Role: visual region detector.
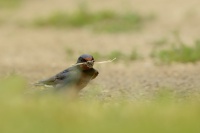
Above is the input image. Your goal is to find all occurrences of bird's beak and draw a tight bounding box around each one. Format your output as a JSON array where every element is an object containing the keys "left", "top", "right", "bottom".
[{"left": 86, "top": 60, "right": 94, "bottom": 68}]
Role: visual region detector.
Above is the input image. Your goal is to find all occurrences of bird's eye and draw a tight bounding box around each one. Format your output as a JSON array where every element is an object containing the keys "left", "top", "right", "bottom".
[{"left": 81, "top": 58, "right": 86, "bottom": 62}]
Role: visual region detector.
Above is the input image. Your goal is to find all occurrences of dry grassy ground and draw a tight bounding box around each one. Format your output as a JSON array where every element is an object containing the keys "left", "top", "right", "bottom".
[{"left": 1, "top": 0, "right": 200, "bottom": 100}]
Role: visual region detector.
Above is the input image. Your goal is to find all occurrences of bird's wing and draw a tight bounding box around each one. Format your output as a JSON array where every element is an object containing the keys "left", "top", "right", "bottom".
[{"left": 35, "top": 67, "right": 80, "bottom": 87}]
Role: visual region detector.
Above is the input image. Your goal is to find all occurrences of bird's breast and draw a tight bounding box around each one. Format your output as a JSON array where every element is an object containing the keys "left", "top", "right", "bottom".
[{"left": 76, "top": 71, "right": 94, "bottom": 89}]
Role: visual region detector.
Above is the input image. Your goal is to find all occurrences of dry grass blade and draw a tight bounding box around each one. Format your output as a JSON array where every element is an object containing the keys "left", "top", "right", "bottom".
[
  {"left": 95, "top": 58, "right": 117, "bottom": 64},
  {"left": 71, "top": 58, "right": 116, "bottom": 67}
]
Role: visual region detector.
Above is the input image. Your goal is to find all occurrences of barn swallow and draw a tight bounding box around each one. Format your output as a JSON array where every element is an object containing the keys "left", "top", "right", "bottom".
[{"left": 35, "top": 54, "right": 99, "bottom": 93}]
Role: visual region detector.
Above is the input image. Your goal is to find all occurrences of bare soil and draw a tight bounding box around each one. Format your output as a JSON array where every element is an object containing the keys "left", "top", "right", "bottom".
[{"left": 1, "top": 0, "right": 200, "bottom": 100}]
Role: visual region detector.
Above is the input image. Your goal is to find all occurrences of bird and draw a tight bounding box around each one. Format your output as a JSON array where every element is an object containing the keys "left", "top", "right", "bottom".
[{"left": 34, "top": 54, "right": 99, "bottom": 94}]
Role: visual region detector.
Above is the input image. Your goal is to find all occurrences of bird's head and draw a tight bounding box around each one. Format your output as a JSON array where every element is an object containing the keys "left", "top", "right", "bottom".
[{"left": 76, "top": 54, "right": 95, "bottom": 70}]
